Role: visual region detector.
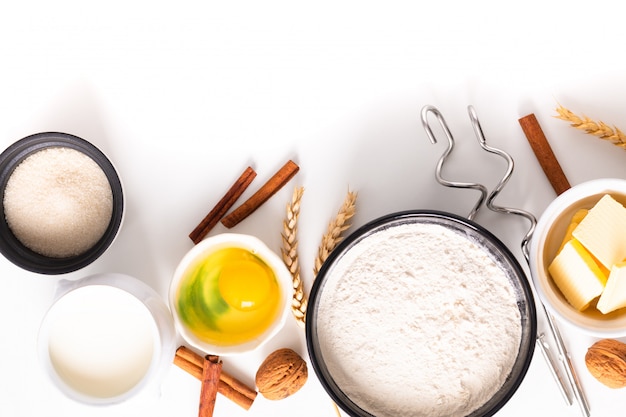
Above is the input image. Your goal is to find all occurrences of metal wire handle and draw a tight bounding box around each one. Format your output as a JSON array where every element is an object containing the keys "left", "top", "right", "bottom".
[
  {"left": 468, "top": 105, "right": 537, "bottom": 262},
  {"left": 421, "top": 105, "right": 487, "bottom": 221},
  {"left": 468, "top": 105, "right": 587, "bottom": 414},
  {"left": 422, "top": 104, "right": 579, "bottom": 411}
]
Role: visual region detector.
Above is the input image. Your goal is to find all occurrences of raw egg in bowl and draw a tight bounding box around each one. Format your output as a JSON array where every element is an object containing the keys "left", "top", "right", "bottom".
[{"left": 169, "top": 233, "right": 292, "bottom": 355}]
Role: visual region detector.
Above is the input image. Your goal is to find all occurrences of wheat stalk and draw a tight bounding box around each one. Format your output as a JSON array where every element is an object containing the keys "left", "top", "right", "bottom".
[
  {"left": 280, "top": 187, "right": 358, "bottom": 327},
  {"left": 280, "top": 186, "right": 307, "bottom": 327},
  {"left": 313, "top": 190, "right": 358, "bottom": 277},
  {"left": 555, "top": 105, "right": 626, "bottom": 149}
]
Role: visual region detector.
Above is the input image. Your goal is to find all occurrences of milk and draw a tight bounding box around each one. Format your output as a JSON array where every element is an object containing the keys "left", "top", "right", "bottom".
[{"left": 44, "top": 285, "right": 156, "bottom": 400}]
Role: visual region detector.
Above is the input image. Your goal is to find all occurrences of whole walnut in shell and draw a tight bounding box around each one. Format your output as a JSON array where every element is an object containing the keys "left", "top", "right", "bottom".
[
  {"left": 585, "top": 339, "right": 626, "bottom": 388},
  {"left": 255, "top": 348, "right": 308, "bottom": 400}
]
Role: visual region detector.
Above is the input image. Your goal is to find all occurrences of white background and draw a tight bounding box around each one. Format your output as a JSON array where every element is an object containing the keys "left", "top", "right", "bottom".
[{"left": 1, "top": 1, "right": 626, "bottom": 416}]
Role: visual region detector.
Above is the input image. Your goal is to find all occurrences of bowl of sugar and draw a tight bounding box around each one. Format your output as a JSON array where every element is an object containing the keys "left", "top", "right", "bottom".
[
  {"left": 0, "top": 132, "right": 124, "bottom": 274},
  {"left": 306, "top": 211, "right": 536, "bottom": 417},
  {"left": 170, "top": 233, "right": 292, "bottom": 356},
  {"left": 38, "top": 273, "right": 176, "bottom": 405}
]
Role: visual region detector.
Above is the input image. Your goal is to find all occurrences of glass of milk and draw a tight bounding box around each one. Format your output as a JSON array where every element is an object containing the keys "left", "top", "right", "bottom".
[{"left": 37, "top": 273, "right": 176, "bottom": 405}]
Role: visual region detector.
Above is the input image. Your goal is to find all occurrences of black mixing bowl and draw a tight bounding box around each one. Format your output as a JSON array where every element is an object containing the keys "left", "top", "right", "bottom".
[
  {"left": 306, "top": 210, "right": 537, "bottom": 417},
  {"left": 0, "top": 132, "right": 124, "bottom": 274}
]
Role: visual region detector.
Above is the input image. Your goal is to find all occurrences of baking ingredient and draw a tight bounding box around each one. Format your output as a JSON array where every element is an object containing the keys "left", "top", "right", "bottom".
[
  {"left": 585, "top": 339, "right": 626, "bottom": 388},
  {"left": 548, "top": 194, "right": 626, "bottom": 314},
  {"left": 4, "top": 146, "right": 113, "bottom": 257},
  {"left": 313, "top": 189, "right": 357, "bottom": 276},
  {"left": 46, "top": 285, "right": 155, "bottom": 399},
  {"left": 199, "top": 355, "right": 222, "bottom": 417},
  {"left": 280, "top": 186, "right": 357, "bottom": 327},
  {"left": 548, "top": 239, "right": 607, "bottom": 311},
  {"left": 597, "top": 262, "right": 626, "bottom": 314},
  {"left": 573, "top": 194, "right": 626, "bottom": 269},
  {"left": 557, "top": 209, "right": 588, "bottom": 252},
  {"left": 175, "top": 247, "right": 281, "bottom": 346},
  {"left": 519, "top": 113, "right": 571, "bottom": 195},
  {"left": 221, "top": 160, "right": 299, "bottom": 228},
  {"left": 189, "top": 166, "right": 256, "bottom": 244},
  {"left": 316, "top": 222, "right": 522, "bottom": 417},
  {"left": 173, "top": 346, "right": 257, "bottom": 410},
  {"left": 255, "top": 348, "right": 308, "bottom": 400},
  {"left": 281, "top": 186, "right": 307, "bottom": 326},
  {"left": 555, "top": 105, "right": 626, "bottom": 150}
]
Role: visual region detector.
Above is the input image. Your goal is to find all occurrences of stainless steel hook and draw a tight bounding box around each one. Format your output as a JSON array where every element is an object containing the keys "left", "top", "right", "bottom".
[
  {"left": 421, "top": 105, "right": 487, "bottom": 221},
  {"left": 468, "top": 105, "right": 586, "bottom": 413},
  {"left": 468, "top": 105, "right": 537, "bottom": 262},
  {"left": 421, "top": 104, "right": 583, "bottom": 413}
]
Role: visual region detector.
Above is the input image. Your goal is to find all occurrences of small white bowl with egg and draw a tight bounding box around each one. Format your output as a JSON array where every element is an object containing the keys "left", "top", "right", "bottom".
[
  {"left": 530, "top": 178, "right": 626, "bottom": 337},
  {"left": 169, "top": 233, "right": 292, "bottom": 356}
]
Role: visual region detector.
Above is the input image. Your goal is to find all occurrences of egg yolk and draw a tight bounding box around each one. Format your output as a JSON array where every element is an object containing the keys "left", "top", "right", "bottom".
[
  {"left": 176, "top": 246, "right": 282, "bottom": 346},
  {"left": 218, "top": 260, "right": 272, "bottom": 311}
]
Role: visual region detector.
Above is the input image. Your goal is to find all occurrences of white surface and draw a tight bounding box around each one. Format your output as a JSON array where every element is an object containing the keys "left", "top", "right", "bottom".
[{"left": 2, "top": 1, "right": 626, "bottom": 416}]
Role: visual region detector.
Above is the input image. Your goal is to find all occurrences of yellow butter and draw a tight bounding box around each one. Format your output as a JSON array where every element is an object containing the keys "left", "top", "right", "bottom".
[
  {"left": 597, "top": 261, "right": 626, "bottom": 314},
  {"left": 572, "top": 194, "right": 626, "bottom": 270},
  {"left": 548, "top": 239, "right": 607, "bottom": 311},
  {"left": 557, "top": 208, "right": 588, "bottom": 253}
]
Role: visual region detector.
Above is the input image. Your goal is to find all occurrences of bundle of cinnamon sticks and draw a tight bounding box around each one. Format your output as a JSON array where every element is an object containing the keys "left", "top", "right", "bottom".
[
  {"left": 174, "top": 346, "right": 257, "bottom": 412},
  {"left": 189, "top": 160, "right": 299, "bottom": 244}
]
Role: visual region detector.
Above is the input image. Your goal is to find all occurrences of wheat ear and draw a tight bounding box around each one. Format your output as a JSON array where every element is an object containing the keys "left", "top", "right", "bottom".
[
  {"left": 313, "top": 190, "right": 358, "bottom": 277},
  {"left": 555, "top": 105, "right": 626, "bottom": 149},
  {"left": 281, "top": 186, "right": 307, "bottom": 327}
]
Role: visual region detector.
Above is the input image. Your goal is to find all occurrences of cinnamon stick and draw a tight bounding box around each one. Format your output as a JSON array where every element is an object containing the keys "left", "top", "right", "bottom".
[
  {"left": 519, "top": 114, "right": 571, "bottom": 195},
  {"left": 199, "top": 355, "right": 221, "bottom": 417},
  {"left": 174, "top": 346, "right": 257, "bottom": 410},
  {"left": 174, "top": 353, "right": 203, "bottom": 378},
  {"left": 189, "top": 166, "right": 257, "bottom": 244},
  {"left": 177, "top": 347, "right": 256, "bottom": 401},
  {"left": 221, "top": 160, "right": 299, "bottom": 228}
]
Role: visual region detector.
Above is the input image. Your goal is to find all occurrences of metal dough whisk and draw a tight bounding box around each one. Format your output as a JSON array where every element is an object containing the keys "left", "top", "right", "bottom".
[{"left": 421, "top": 105, "right": 590, "bottom": 417}]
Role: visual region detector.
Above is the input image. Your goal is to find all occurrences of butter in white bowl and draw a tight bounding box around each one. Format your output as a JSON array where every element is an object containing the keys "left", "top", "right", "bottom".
[
  {"left": 548, "top": 194, "right": 626, "bottom": 314},
  {"left": 530, "top": 179, "right": 626, "bottom": 336}
]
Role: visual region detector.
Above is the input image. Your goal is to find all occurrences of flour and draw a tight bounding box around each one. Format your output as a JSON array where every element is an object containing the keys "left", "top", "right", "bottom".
[{"left": 316, "top": 221, "right": 522, "bottom": 417}]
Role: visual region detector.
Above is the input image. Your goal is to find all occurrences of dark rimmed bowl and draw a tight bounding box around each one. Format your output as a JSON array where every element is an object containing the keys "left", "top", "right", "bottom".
[
  {"left": 306, "top": 210, "right": 537, "bottom": 417},
  {"left": 0, "top": 132, "right": 124, "bottom": 275}
]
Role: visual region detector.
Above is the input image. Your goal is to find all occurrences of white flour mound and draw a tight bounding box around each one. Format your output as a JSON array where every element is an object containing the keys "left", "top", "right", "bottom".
[{"left": 316, "top": 222, "right": 522, "bottom": 417}]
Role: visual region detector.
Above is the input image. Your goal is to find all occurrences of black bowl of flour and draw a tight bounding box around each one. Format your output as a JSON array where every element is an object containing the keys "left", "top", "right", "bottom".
[
  {"left": 306, "top": 210, "right": 536, "bottom": 417},
  {"left": 0, "top": 132, "right": 124, "bottom": 274}
]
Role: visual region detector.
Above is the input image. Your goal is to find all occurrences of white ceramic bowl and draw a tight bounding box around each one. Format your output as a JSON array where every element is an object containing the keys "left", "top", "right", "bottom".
[
  {"left": 169, "top": 233, "right": 292, "bottom": 356},
  {"left": 530, "top": 178, "right": 626, "bottom": 337},
  {"left": 38, "top": 273, "right": 176, "bottom": 405}
]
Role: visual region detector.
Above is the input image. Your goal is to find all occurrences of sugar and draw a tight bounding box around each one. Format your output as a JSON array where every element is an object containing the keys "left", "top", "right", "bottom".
[
  {"left": 316, "top": 222, "right": 522, "bottom": 417},
  {"left": 3, "top": 147, "right": 113, "bottom": 258}
]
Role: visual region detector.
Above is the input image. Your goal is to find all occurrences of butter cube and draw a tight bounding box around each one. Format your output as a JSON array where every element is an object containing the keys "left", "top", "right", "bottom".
[
  {"left": 572, "top": 194, "right": 626, "bottom": 270},
  {"left": 557, "top": 209, "right": 588, "bottom": 253},
  {"left": 548, "top": 239, "right": 607, "bottom": 311},
  {"left": 597, "top": 262, "right": 626, "bottom": 314}
]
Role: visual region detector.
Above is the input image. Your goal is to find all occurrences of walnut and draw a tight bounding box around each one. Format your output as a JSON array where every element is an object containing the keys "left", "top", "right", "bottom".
[
  {"left": 255, "top": 348, "right": 308, "bottom": 400},
  {"left": 585, "top": 339, "right": 626, "bottom": 388}
]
